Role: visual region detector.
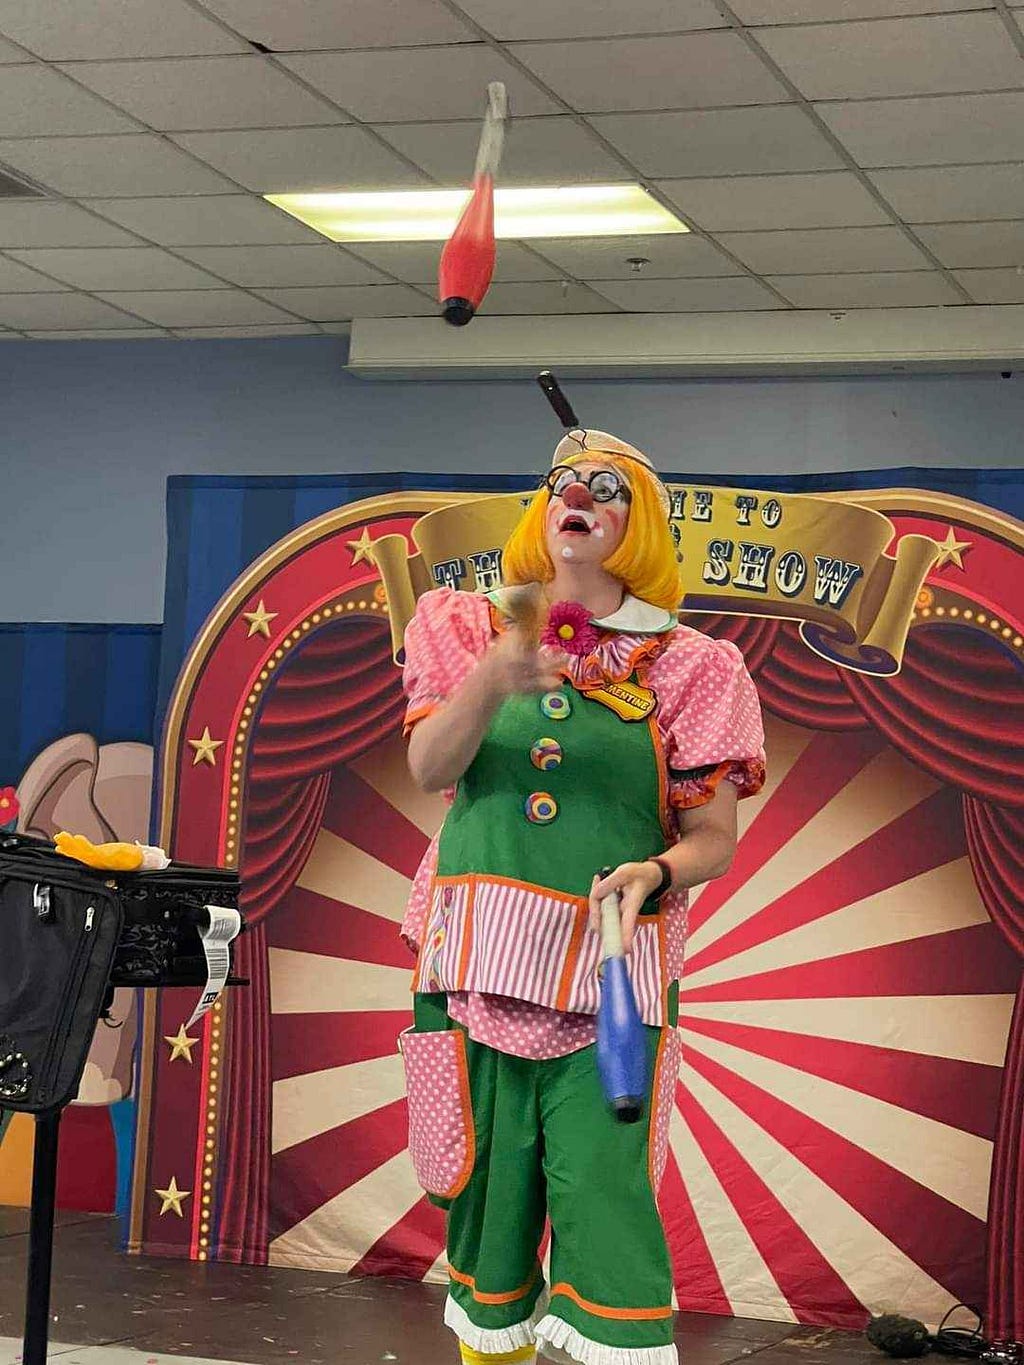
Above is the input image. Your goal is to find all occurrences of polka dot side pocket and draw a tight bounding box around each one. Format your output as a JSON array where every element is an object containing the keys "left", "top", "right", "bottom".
[
  {"left": 399, "top": 1027, "right": 476, "bottom": 1200},
  {"left": 649, "top": 1026, "right": 681, "bottom": 1196}
]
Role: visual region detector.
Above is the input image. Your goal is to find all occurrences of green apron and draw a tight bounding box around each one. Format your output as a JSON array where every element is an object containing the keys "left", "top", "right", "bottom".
[{"left": 437, "top": 678, "right": 667, "bottom": 907}]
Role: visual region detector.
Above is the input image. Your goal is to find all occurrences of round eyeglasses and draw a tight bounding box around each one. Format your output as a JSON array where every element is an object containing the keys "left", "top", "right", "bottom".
[{"left": 544, "top": 465, "right": 632, "bottom": 504}]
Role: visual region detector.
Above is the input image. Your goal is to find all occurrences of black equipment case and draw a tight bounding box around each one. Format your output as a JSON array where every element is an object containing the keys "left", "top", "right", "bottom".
[
  {"left": 0, "top": 830, "right": 243, "bottom": 1363},
  {"left": 0, "top": 831, "right": 241, "bottom": 1114}
]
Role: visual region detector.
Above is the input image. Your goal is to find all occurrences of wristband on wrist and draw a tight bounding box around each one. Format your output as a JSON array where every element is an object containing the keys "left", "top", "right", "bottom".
[{"left": 648, "top": 856, "right": 673, "bottom": 900}]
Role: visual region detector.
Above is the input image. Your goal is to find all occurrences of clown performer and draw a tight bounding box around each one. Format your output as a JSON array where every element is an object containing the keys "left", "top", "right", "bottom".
[{"left": 398, "top": 428, "right": 766, "bottom": 1365}]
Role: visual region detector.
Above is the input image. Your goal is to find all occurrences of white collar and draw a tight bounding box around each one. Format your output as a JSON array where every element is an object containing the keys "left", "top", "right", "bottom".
[
  {"left": 488, "top": 588, "right": 676, "bottom": 636},
  {"left": 592, "top": 594, "right": 676, "bottom": 634}
]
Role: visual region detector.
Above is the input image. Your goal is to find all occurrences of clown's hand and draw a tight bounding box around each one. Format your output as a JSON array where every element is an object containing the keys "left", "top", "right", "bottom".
[
  {"left": 588, "top": 862, "right": 663, "bottom": 954},
  {"left": 54, "top": 832, "right": 145, "bottom": 872}
]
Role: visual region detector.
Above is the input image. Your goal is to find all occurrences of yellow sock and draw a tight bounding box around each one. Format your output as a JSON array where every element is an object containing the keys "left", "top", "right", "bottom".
[{"left": 459, "top": 1345, "right": 536, "bottom": 1365}]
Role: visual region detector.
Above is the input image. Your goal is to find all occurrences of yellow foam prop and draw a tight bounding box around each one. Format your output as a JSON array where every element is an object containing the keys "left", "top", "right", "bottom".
[{"left": 54, "top": 832, "right": 144, "bottom": 872}]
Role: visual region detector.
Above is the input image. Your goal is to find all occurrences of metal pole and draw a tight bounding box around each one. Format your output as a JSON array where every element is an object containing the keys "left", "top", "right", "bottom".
[{"left": 23, "top": 1108, "right": 62, "bottom": 1365}]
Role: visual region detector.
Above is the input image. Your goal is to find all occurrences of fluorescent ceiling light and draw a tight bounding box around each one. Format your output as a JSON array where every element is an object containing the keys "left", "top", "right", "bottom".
[{"left": 264, "top": 184, "right": 688, "bottom": 243}]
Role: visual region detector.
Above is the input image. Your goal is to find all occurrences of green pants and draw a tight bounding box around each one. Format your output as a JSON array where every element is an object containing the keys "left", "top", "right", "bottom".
[{"left": 413, "top": 995, "right": 678, "bottom": 1364}]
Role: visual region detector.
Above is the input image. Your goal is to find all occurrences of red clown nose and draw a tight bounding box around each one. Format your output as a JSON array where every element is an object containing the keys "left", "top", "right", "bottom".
[{"left": 438, "top": 83, "right": 507, "bottom": 327}]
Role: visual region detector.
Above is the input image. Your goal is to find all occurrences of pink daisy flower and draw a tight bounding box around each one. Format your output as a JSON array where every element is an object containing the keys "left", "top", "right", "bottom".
[{"left": 542, "top": 601, "right": 601, "bottom": 657}]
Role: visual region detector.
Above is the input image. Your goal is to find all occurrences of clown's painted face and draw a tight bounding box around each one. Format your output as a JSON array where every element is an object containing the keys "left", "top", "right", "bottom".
[{"left": 544, "top": 460, "right": 631, "bottom": 568}]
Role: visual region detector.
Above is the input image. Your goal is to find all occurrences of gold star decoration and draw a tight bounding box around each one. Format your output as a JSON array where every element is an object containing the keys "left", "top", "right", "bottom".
[
  {"left": 242, "top": 598, "right": 278, "bottom": 639},
  {"left": 164, "top": 1024, "right": 199, "bottom": 1064},
  {"left": 934, "top": 527, "right": 973, "bottom": 571},
  {"left": 347, "top": 527, "right": 376, "bottom": 567},
  {"left": 154, "top": 1175, "right": 191, "bottom": 1218},
  {"left": 188, "top": 726, "right": 223, "bottom": 767}
]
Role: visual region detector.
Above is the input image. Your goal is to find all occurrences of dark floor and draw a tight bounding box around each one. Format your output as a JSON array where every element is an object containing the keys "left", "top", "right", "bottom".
[{"left": 0, "top": 1208, "right": 878, "bottom": 1365}]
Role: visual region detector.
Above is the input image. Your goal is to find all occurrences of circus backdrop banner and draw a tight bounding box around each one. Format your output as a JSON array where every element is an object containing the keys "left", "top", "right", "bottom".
[{"left": 121, "top": 465, "right": 1022, "bottom": 1338}]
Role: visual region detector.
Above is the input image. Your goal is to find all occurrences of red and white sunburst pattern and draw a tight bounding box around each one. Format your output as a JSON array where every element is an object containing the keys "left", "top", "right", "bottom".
[{"left": 263, "top": 715, "right": 1018, "bottom": 1327}]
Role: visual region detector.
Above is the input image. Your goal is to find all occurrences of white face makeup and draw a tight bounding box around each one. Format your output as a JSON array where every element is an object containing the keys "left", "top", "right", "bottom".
[{"left": 544, "top": 460, "right": 631, "bottom": 569}]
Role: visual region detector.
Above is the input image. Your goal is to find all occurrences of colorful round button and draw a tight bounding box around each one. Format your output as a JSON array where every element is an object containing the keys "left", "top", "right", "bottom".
[
  {"left": 525, "top": 792, "right": 558, "bottom": 824},
  {"left": 540, "top": 690, "right": 571, "bottom": 721},
  {"left": 530, "top": 737, "right": 563, "bottom": 771}
]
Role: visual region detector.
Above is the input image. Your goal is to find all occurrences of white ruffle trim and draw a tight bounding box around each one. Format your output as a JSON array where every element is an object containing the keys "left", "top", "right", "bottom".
[
  {"left": 535, "top": 1315, "right": 679, "bottom": 1365},
  {"left": 445, "top": 1294, "right": 538, "bottom": 1354}
]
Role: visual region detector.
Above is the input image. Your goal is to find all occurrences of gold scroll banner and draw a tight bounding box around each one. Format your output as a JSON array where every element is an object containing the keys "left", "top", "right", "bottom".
[{"left": 374, "top": 487, "right": 940, "bottom": 676}]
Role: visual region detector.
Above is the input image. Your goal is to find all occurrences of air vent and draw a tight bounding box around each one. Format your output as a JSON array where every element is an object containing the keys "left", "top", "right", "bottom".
[{"left": 0, "top": 165, "right": 46, "bottom": 199}]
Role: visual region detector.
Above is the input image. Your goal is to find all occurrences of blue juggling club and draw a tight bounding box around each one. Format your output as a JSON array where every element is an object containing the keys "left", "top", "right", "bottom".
[{"left": 595, "top": 868, "right": 648, "bottom": 1124}]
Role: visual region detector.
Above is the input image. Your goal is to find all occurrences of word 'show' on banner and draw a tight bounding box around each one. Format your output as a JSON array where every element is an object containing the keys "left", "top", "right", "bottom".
[{"left": 373, "top": 486, "right": 940, "bottom": 677}]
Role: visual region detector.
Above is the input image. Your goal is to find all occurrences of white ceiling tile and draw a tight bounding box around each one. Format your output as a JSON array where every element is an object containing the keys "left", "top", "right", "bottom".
[
  {"left": 715, "top": 226, "right": 932, "bottom": 273},
  {"left": 730, "top": 0, "right": 992, "bottom": 21},
  {"left": 0, "top": 66, "right": 138, "bottom": 136},
  {"left": 0, "top": 0, "right": 247, "bottom": 58},
  {"left": 4, "top": 247, "right": 223, "bottom": 291},
  {"left": 347, "top": 240, "right": 558, "bottom": 283},
  {"left": 379, "top": 118, "right": 625, "bottom": 184},
  {"left": 453, "top": 0, "right": 727, "bottom": 40},
  {"left": 868, "top": 166, "right": 1024, "bottom": 222},
  {"left": 24, "top": 328, "right": 169, "bottom": 338},
  {"left": 58, "top": 56, "right": 346, "bottom": 131},
  {"left": 657, "top": 172, "right": 891, "bottom": 230},
  {"left": 93, "top": 289, "right": 299, "bottom": 327},
  {"left": 0, "top": 292, "right": 143, "bottom": 329},
  {"left": 279, "top": 46, "right": 558, "bottom": 122},
  {"left": 0, "top": 35, "right": 30, "bottom": 61},
  {"left": 170, "top": 127, "right": 426, "bottom": 192},
  {"left": 758, "top": 14, "right": 1024, "bottom": 101},
  {"left": 0, "top": 136, "right": 235, "bottom": 196},
  {"left": 953, "top": 268, "right": 1024, "bottom": 304},
  {"left": 479, "top": 281, "right": 619, "bottom": 314},
  {"left": 512, "top": 33, "right": 788, "bottom": 112},
  {"left": 591, "top": 107, "right": 841, "bottom": 178},
  {"left": 174, "top": 323, "right": 323, "bottom": 337},
  {"left": 530, "top": 233, "right": 741, "bottom": 279},
  {"left": 817, "top": 93, "right": 1024, "bottom": 168},
  {"left": 912, "top": 222, "right": 1024, "bottom": 269},
  {"left": 594, "top": 275, "right": 782, "bottom": 310},
  {"left": 176, "top": 244, "right": 388, "bottom": 287},
  {"left": 0, "top": 256, "right": 69, "bottom": 292},
  {"left": 0, "top": 201, "right": 140, "bottom": 247},
  {"left": 85, "top": 195, "right": 326, "bottom": 245},
  {"left": 253, "top": 283, "right": 435, "bottom": 319},
  {"left": 768, "top": 271, "right": 960, "bottom": 307},
  {"left": 198, "top": 0, "right": 473, "bottom": 50}
]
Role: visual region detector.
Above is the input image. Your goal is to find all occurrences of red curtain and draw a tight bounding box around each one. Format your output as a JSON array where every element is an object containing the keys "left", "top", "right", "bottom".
[
  {"left": 964, "top": 799, "right": 1024, "bottom": 1336},
  {"left": 215, "top": 617, "right": 404, "bottom": 1262}
]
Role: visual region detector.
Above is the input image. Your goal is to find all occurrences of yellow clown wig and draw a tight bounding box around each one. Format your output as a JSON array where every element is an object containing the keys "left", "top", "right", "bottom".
[{"left": 501, "top": 450, "right": 683, "bottom": 613}]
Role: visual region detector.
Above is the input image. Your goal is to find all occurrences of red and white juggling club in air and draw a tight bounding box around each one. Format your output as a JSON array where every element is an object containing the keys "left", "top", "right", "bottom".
[{"left": 438, "top": 82, "right": 507, "bottom": 326}]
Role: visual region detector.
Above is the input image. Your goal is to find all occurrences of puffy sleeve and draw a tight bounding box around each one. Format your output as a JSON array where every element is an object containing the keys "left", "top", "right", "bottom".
[
  {"left": 401, "top": 588, "right": 494, "bottom": 735},
  {"left": 651, "top": 632, "right": 766, "bottom": 812}
]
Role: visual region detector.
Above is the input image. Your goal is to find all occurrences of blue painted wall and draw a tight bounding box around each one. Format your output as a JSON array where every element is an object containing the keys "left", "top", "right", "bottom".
[{"left": 1, "top": 335, "right": 1021, "bottom": 622}]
